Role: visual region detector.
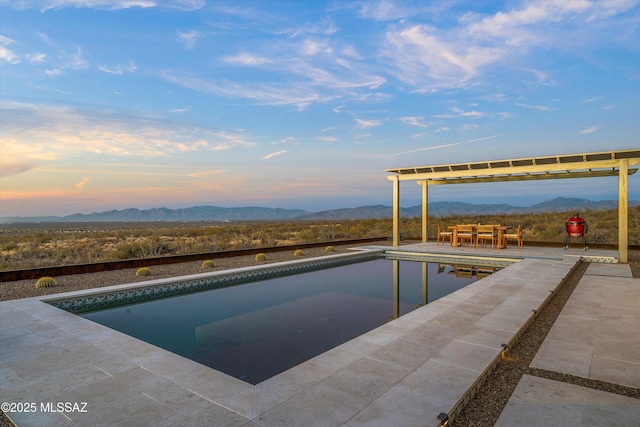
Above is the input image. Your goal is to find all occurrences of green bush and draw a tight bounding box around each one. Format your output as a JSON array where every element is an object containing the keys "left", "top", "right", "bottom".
[
  {"left": 201, "top": 260, "right": 215, "bottom": 269},
  {"left": 255, "top": 253, "right": 266, "bottom": 261},
  {"left": 325, "top": 246, "right": 335, "bottom": 253},
  {"left": 294, "top": 249, "right": 304, "bottom": 257},
  {"left": 135, "top": 267, "right": 151, "bottom": 277},
  {"left": 35, "top": 277, "right": 56, "bottom": 288}
]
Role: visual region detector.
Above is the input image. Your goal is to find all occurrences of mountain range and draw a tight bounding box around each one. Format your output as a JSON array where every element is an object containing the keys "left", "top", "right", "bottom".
[{"left": 1, "top": 197, "right": 637, "bottom": 223}]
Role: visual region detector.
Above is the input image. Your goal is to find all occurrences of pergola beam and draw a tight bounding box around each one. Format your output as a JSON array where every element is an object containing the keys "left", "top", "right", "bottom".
[{"left": 420, "top": 169, "right": 636, "bottom": 185}]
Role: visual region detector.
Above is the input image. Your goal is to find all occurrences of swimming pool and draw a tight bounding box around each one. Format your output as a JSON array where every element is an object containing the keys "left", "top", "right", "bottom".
[{"left": 50, "top": 252, "right": 511, "bottom": 384}]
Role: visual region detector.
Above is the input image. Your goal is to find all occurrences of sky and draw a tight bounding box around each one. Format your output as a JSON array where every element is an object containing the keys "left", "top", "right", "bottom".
[{"left": 1, "top": 0, "right": 639, "bottom": 217}]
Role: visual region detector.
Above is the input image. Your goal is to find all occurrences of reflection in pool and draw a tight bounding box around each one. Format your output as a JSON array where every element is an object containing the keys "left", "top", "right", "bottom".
[{"left": 80, "top": 258, "right": 500, "bottom": 384}]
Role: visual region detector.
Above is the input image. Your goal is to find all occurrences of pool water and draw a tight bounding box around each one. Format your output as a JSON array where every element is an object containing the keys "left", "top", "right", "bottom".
[{"left": 81, "top": 258, "right": 487, "bottom": 384}]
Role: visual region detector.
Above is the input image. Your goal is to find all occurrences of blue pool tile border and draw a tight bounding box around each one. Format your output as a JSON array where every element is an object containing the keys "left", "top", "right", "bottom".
[{"left": 48, "top": 251, "right": 381, "bottom": 314}]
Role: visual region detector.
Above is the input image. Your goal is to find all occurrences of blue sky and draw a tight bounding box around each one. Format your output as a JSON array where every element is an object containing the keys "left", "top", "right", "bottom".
[{"left": 1, "top": 0, "right": 639, "bottom": 217}]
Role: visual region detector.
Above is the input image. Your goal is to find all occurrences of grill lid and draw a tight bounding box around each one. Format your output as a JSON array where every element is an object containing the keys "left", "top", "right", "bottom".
[{"left": 566, "top": 212, "right": 586, "bottom": 224}]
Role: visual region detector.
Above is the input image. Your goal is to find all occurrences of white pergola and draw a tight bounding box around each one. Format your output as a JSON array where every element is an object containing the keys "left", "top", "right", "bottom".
[{"left": 386, "top": 149, "right": 640, "bottom": 262}]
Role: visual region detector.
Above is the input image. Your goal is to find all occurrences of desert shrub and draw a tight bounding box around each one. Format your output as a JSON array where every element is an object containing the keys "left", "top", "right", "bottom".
[
  {"left": 294, "top": 249, "right": 304, "bottom": 257},
  {"left": 252, "top": 227, "right": 277, "bottom": 246},
  {"left": 109, "top": 242, "right": 142, "bottom": 260},
  {"left": 2, "top": 207, "right": 637, "bottom": 270},
  {"left": 135, "top": 267, "right": 151, "bottom": 277},
  {"left": 255, "top": 253, "right": 266, "bottom": 261},
  {"left": 201, "top": 260, "right": 215, "bottom": 269},
  {"left": 35, "top": 277, "right": 56, "bottom": 288},
  {"left": 297, "top": 229, "right": 317, "bottom": 243},
  {"left": 136, "top": 237, "right": 173, "bottom": 257}
]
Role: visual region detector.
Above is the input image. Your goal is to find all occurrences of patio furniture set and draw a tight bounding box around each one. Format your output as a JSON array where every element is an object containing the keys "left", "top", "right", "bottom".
[{"left": 437, "top": 223, "right": 523, "bottom": 249}]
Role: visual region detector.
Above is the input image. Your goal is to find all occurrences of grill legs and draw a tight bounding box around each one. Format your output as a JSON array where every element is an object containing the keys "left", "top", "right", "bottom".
[{"left": 564, "top": 235, "right": 589, "bottom": 250}]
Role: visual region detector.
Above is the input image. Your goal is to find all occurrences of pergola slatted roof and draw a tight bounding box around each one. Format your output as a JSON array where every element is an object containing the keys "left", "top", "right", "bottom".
[
  {"left": 385, "top": 148, "right": 640, "bottom": 262},
  {"left": 386, "top": 149, "right": 640, "bottom": 184}
]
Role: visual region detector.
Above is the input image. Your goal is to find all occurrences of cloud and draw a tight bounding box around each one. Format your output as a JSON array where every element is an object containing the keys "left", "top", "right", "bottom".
[
  {"left": 41, "top": 45, "right": 89, "bottom": 74},
  {"left": 358, "top": 0, "right": 413, "bottom": 21},
  {"left": 0, "top": 101, "right": 256, "bottom": 168},
  {"left": 433, "top": 107, "right": 488, "bottom": 119},
  {"left": 9, "top": 1, "right": 205, "bottom": 12},
  {"left": 0, "top": 162, "right": 36, "bottom": 177},
  {"left": 167, "top": 0, "right": 206, "bottom": 11},
  {"left": 382, "top": 0, "right": 640, "bottom": 92},
  {"left": 26, "top": 53, "right": 47, "bottom": 64},
  {"left": 384, "top": 24, "right": 503, "bottom": 89},
  {"left": 208, "top": 131, "right": 255, "bottom": 150},
  {"left": 185, "top": 169, "right": 226, "bottom": 178},
  {"left": 0, "top": 35, "right": 20, "bottom": 64},
  {"left": 355, "top": 118, "right": 381, "bottom": 128},
  {"left": 66, "top": 46, "right": 88, "bottom": 68},
  {"left": 301, "top": 39, "right": 333, "bottom": 56},
  {"left": 161, "top": 28, "right": 386, "bottom": 109},
  {"left": 290, "top": 59, "right": 386, "bottom": 90},
  {"left": 516, "top": 103, "right": 553, "bottom": 111},
  {"left": 317, "top": 136, "right": 338, "bottom": 143},
  {"left": 341, "top": 45, "right": 361, "bottom": 59},
  {"left": 161, "top": 71, "right": 329, "bottom": 109},
  {"left": 262, "top": 150, "right": 287, "bottom": 160},
  {"left": 400, "top": 116, "right": 429, "bottom": 128},
  {"left": 460, "top": 1, "right": 628, "bottom": 47},
  {"left": 522, "top": 68, "right": 550, "bottom": 84},
  {"left": 177, "top": 30, "right": 201, "bottom": 49},
  {"left": 579, "top": 126, "right": 598, "bottom": 134},
  {"left": 98, "top": 60, "right": 137, "bottom": 74},
  {"left": 75, "top": 176, "right": 90, "bottom": 189},
  {"left": 223, "top": 52, "right": 271, "bottom": 66}
]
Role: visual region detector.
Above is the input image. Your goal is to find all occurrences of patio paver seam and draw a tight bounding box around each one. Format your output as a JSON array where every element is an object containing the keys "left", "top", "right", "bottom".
[{"left": 527, "top": 367, "right": 640, "bottom": 399}]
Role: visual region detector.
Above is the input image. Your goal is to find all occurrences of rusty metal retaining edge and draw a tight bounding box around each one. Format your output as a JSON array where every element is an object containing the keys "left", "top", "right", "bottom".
[
  {"left": 2, "top": 239, "right": 635, "bottom": 283},
  {"left": 0, "top": 237, "right": 387, "bottom": 282}
]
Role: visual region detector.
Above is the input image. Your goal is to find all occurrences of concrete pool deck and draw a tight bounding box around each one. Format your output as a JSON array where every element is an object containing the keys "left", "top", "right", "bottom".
[{"left": 1, "top": 243, "right": 638, "bottom": 426}]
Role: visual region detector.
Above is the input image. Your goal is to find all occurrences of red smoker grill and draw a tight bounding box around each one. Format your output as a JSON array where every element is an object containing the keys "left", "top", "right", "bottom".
[{"left": 564, "top": 212, "right": 589, "bottom": 250}]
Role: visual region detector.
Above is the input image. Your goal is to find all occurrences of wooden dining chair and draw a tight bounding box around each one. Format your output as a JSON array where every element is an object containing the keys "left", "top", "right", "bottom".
[
  {"left": 437, "top": 224, "right": 453, "bottom": 245},
  {"left": 503, "top": 225, "right": 523, "bottom": 249},
  {"left": 476, "top": 224, "right": 496, "bottom": 249},
  {"left": 456, "top": 224, "right": 473, "bottom": 246}
]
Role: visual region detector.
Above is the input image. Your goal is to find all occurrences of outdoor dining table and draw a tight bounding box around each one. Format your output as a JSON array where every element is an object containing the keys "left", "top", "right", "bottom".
[{"left": 448, "top": 224, "right": 510, "bottom": 249}]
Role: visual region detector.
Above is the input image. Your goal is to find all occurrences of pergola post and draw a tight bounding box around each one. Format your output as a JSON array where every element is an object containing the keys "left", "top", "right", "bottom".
[
  {"left": 420, "top": 181, "right": 428, "bottom": 243},
  {"left": 391, "top": 175, "right": 400, "bottom": 246},
  {"left": 619, "top": 159, "right": 629, "bottom": 263}
]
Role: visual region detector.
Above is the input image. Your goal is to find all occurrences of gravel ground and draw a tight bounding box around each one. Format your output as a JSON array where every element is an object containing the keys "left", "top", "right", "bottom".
[{"left": 1, "top": 247, "right": 638, "bottom": 427}]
